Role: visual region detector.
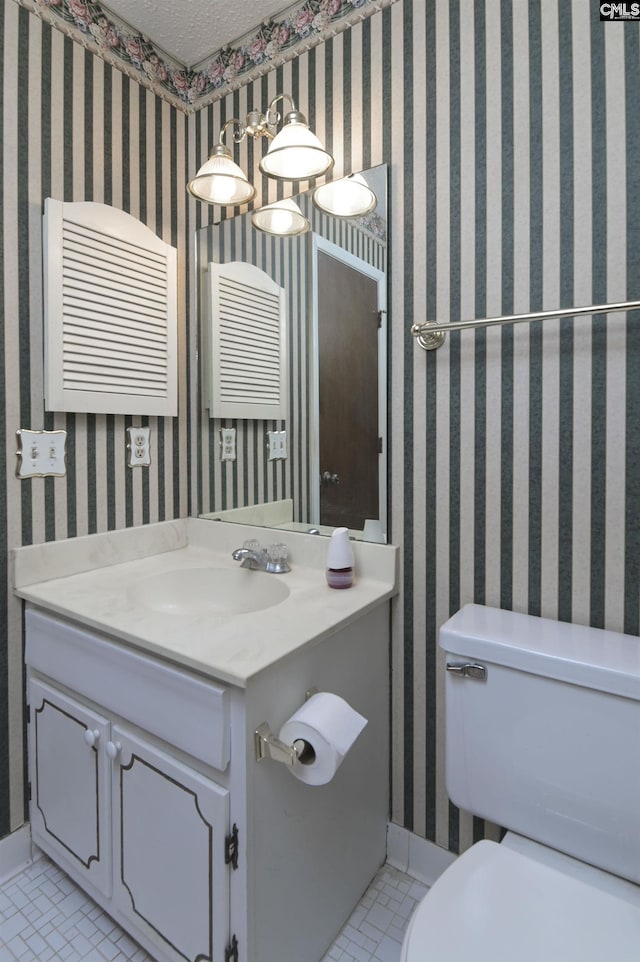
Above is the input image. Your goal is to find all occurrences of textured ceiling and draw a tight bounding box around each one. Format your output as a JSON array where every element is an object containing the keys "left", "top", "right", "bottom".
[{"left": 101, "top": 0, "right": 288, "bottom": 67}]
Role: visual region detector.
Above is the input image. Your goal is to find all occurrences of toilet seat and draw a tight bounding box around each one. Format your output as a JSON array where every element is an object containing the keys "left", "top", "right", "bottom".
[{"left": 400, "top": 840, "right": 640, "bottom": 962}]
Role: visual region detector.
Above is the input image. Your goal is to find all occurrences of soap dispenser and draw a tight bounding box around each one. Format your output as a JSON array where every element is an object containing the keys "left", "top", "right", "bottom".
[{"left": 326, "top": 527, "right": 354, "bottom": 589}]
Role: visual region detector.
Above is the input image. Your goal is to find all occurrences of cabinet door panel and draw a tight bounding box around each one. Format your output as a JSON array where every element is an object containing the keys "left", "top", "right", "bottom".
[
  {"left": 29, "top": 678, "right": 111, "bottom": 895},
  {"left": 112, "top": 727, "right": 229, "bottom": 962}
]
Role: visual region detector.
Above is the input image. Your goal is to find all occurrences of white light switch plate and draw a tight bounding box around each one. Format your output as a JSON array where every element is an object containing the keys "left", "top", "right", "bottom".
[
  {"left": 127, "top": 426, "right": 151, "bottom": 467},
  {"left": 16, "top": 429, "right": 67, "bottom": 478},
  {"left": 220, "top": 427, "right": 236, "bottom": 461},
  {"left": 267, "top": 429, "right": 287, "bottom": 461}
]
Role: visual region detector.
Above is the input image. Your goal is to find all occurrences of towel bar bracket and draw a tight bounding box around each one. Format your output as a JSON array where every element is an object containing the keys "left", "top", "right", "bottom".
[{"left": 411, "top": 326, "right": 447, "bottom": 351}]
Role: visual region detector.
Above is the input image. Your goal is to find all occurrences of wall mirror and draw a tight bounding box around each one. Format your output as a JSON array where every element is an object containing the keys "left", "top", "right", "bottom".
[{"left": 195, "top": 164, "right": 388, "bottom": 543}]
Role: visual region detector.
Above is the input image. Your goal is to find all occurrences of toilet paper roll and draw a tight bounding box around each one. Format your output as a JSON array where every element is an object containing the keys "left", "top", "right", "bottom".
[{"left": 279, "top": 692, "right": 367, "bottom": 786}]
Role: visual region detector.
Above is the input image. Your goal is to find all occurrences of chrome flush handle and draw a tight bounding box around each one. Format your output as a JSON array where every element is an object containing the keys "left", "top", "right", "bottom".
[{"left": 445, "top": 662, "right": 487, "bottom": 681}]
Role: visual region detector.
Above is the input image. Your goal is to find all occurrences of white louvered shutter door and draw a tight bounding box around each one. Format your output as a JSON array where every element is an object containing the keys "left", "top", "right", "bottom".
[
  {"left": 43, "top": 199, "right": 178, "bottom": 416},
  {"left": 207, "top": 261, "right": 287, "bottom": 420}
]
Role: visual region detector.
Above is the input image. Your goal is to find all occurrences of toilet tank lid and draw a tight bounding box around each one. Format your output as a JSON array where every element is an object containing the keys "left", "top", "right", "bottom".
[{"left": 440, "top": 605, "right": 640, "bottom": 700}]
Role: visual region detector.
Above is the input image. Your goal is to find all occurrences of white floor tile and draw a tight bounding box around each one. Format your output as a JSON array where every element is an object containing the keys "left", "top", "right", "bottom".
[{"left": 0, "top": 854, "right": 426, "bottom": 962}]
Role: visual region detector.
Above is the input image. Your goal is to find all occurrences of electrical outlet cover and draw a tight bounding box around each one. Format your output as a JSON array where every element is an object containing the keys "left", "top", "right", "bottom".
[
  {"left": 16, "top": 429, "right": 67, "bottom": 478},
  {"left": 220, "top": 427, "right": 236, "bottom": 461},
  {"left": 126, "top": 426, "right": 151, "bottom": 467}
]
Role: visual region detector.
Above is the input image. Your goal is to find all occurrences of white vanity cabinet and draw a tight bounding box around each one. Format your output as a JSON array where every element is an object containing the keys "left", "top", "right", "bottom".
[
  {"left": 26, "top": 608, "right": 234, "bottom": 962},
  {"left": 22, "top": 563, "right": 391, "bottom": 962}
]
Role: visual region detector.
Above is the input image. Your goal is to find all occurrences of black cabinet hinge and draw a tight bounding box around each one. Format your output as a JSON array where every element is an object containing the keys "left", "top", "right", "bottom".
[
  {"left": 225, "top": 823, "right": 239, "bottom": 870},
  {"left": 225, "top": 934, "right": 239, "bottom": 962}
]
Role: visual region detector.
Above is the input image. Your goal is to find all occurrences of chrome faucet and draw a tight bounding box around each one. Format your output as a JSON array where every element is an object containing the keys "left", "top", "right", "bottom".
[
  {"left": 232, "top": 541, "right": 290, "bottom": 574},
  {"left": 232, "top": 546, "right": 267, "bottom": 570}
]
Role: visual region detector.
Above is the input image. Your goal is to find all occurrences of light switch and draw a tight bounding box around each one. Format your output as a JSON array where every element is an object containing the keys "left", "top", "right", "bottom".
[
  {"left": 127, "top": 426, "right": 151, "bottom": 467},
  {"left": 16, "top": 429, "right": 67, "bottom": 478},
  {"left": 220, "top": 427, "right": 236, "bottom": 461},
  {"left": 267, "top": 429, "right": 287, "bottom": 461}
]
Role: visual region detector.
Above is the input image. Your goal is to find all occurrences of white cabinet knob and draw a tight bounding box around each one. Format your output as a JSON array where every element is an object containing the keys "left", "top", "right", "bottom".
[
  {"left": 84, "top": 728, "right": 100, "bottom": 748},
  {"left": 106, "top": 740, "right": 122, "bottom": 760}
]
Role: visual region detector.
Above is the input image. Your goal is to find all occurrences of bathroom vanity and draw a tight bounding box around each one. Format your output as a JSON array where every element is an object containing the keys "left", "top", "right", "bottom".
[{"left": 13, "top": 519, "right": 397, "bottom": 962}]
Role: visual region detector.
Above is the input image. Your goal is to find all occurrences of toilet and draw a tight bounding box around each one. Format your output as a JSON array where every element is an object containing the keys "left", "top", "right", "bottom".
[{"left": 400, "top": 604, "right": 640, "bottom": 962}]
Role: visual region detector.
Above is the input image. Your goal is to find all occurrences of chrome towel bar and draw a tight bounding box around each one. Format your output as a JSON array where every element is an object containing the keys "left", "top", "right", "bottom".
[{"left": 411, "top": 299, "right": 640, "bottom": 350}]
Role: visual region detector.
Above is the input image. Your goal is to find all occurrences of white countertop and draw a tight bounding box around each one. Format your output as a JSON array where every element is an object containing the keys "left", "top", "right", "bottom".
[{"left": 13, "top": 518, "right": 398, "bottom": 687}]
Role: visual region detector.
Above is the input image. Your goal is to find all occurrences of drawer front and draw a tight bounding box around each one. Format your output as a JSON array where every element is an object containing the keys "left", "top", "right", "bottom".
[{"left": 26, "top": 607, "right": 230, "bottom": 771}]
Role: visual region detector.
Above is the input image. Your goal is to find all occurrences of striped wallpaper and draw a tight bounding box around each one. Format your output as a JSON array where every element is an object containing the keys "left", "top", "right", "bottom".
[
  {"left": 395, "top": 0, "right": 640, "bottom": 852},
  {"left": 194, "top": 186, "right": 386, "bottom": 525},
  {"left": 0, "top": 0, "right": 191, "bottom": 836},
  {"left": 1, "top": 0, "right": 639, "bottom": 867}
]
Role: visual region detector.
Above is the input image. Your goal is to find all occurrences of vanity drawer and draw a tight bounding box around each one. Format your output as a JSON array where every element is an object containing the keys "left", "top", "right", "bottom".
[{"left": 25, "top": 607, "right": 230, "bottom": 772}]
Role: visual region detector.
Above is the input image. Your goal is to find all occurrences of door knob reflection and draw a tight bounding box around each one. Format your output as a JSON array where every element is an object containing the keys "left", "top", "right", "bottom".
[{"left": 321, "top": 471, "right": 340, "bottom": 485}]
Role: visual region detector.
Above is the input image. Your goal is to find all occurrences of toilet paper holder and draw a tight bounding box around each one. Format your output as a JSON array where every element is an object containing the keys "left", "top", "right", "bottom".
[{"left": 255, "top": 688, "right": 317, "bottom": 766}]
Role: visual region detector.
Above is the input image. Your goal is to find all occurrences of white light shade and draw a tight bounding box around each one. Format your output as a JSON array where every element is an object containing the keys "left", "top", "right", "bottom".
[
  {"left": 251, "top": 198, "right": 310, "bottom": 236},
  {"left": 259, "top": 119, "right": 334, "bottom": 181},
  {"left": 187, "top": 149, "right": 256, "bottom": 206},
  {"left": 313, "top": 174, "right": 377, "bottom": 218}
]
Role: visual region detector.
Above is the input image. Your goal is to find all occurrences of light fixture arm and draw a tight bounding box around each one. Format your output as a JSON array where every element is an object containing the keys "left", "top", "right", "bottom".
[
  {"left": 218, "top": 118, "right": 247, "bottom": 148},
  {"left": 266, "top": 92, "right": 297, "bottom": 123},
  {"left": 243, "top": 95, "right": 301, "bottom": 142},
  {"left": 266, "top": 92, "right": 309, "bottom": 131},
  {"left": 204, "top": 119, "right": 249, "bottom": 163},
  {"left": 209, "top": 93, "right": 311, "bottom": 152}
]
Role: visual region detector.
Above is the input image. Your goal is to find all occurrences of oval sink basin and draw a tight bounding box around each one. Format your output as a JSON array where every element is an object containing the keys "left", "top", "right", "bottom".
[{"left": 134, "top": 567, "right": 290, "bottom": 615}]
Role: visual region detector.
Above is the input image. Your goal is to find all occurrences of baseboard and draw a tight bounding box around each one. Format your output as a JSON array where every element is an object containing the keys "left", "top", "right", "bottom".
[
  {"left": 0, "top": 824, "right": 40, "bottom": 886},
  {"left": 3, "top": 821, "right": 450, "bottom": 894},
  {"left": 386, "top": 823, "right": 456, "bottom": 887}
]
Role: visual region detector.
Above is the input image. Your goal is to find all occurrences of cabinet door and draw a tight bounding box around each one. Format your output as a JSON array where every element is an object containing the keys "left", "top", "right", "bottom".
[
  {"left": 111, "top": 726, "right": 230, "bottom": 962},
  {"left": 28, "top": 678, "right": 112, "bottom": 895}
]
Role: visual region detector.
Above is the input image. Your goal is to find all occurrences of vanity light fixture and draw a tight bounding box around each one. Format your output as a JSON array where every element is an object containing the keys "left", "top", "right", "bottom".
[
  {"left": 251, "top": 198, "right": 310, "bottom": 237},
  {"left": 312, "top": 173, "right": 377, "bottom": 219},
  {"left": 187, "top": 121, "right": 256, "bottom": 205},
  {"left": 187, "top": 93, "right": 333, "bottom": 207}
]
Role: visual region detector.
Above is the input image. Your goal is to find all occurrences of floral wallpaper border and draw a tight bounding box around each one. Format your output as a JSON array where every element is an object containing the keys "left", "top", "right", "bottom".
[{"left": 17, "top": 0, "right": 397, "bottom": 112}]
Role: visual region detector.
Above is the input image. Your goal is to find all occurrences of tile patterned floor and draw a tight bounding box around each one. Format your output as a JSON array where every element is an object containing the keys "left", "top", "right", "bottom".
[
  {"left": 0, "top": 855, "right": 153, "bottom": 962},
  {"left": 0, "top": 852, "right": 426, "bottom": 962},
  {"left": 320, "top": 864, "right": 428, "bottom": 962}
]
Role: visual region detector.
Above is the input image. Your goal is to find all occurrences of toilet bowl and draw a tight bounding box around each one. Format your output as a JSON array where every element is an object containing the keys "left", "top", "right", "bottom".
[
  {"left": 400, "top": 835, "right": 640, "bottom": 962},
  {"left": 400, "top": 605, "right": 640, "bottom": 962}
]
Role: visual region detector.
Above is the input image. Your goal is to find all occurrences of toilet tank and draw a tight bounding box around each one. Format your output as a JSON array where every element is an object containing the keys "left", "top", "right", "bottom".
[{"left": 441, "top": 605, "right": 640, "bottom": 884}]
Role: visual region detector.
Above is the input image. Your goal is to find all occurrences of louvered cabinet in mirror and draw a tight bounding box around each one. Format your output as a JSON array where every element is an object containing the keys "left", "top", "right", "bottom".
[
  {"left": 206, "top": 261, "right": 287, "bottom": 420},
  {"left": 43, "top": 199, "right": 177, "bottom": 416}
]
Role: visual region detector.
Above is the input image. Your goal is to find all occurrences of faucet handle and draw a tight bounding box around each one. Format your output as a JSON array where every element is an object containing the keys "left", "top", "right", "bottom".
[
  {"left": 266, "top": 543, "right": 290, "bottom": 573},
  {"left": 243, "top": 538, "right": 263, "bottom": 553},
  {"left": 268, "top": 542, "right": 288, "bottom": 561}
]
